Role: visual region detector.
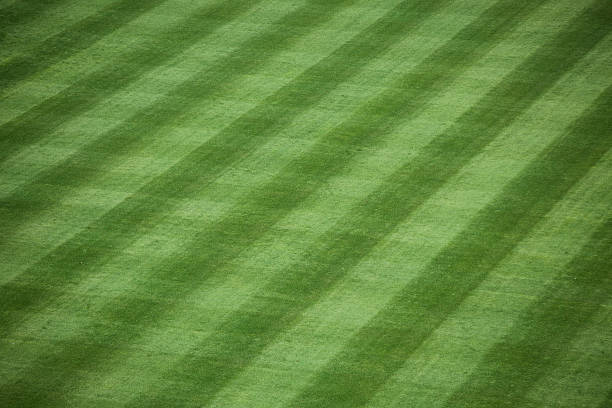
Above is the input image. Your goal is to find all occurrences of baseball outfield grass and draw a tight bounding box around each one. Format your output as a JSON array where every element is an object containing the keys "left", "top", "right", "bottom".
[{"left": 0, "top": 0, "right": 611, "bottom": 406}]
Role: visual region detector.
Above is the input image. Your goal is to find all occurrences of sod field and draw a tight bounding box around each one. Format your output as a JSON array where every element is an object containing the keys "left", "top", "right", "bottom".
[{"left": 0, "top": 0, "right": 611, "bottom": 406}]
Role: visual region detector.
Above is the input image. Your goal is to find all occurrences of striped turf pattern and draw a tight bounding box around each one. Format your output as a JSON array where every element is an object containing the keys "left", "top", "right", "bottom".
[{"left": 0, "top": 0, "right": 610, "bottom": 406}]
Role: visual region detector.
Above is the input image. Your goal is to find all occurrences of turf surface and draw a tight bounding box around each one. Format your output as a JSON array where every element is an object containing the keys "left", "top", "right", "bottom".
[{"left": 0, "top": 0, "right": 611, "bottom": 406}]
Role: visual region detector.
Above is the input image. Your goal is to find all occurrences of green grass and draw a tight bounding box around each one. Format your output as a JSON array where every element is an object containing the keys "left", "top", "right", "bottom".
[{"left": 0, "top": 0, "right": 611, "bottom": 407}]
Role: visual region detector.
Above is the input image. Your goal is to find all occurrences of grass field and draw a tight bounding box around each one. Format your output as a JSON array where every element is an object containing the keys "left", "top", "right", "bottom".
[{"left": 0, "top": 0, "right": 611, "bottom": 406}]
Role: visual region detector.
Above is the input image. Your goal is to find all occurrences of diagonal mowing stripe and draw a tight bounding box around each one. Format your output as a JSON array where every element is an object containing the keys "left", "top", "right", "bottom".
[
  {"left": 122, "top": 1, "right": 612, "bottom": 406},
  {"left": 0, "top": 0, "right": 376, "bottom": 241},
  {"left": 289, "top": 74, "right": 612, "bottom": 408},
  {"left": 203, "top": 32, "right": 612, "bottom": 408},
  {"left": 0, "top": 0, "right": 608, "bottom": 406},
  {"left": 1, "top": 0, "right": 544, "bottom": 297},
  {"left": 0, "top": 0, "right": 169, "bottom": 93},
  {"left": 0, "top": 0, "right": 448, "bottom": 327},
  {"left": 0, "top": 0, "right": 266, "bottom": 162},
  {"left": 0, "top": 0, "right": 68, "bottom": 44},
  {"left": 526, "top": 305, "right": 612, "bottom": 407},
  {"left": 362, "top": 150, "right": 612, "bottom": 408},
  {"left": 0, "top": 0, "right": 405, "bottom": 404},
  {"left": 0, "top": 0, "right": 544, "bottom": 353},
  {"left": 442, "top": 217, "right": 612, "bottom": 408},
  {"left": 55, "top": 1, "right": 548, "bottom": 403},
  {"left": 0, "top": 0, "right": 547, "bottom": 404}
]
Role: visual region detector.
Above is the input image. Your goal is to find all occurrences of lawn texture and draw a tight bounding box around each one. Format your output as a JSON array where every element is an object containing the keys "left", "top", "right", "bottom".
[{"left": 0, "top": 0, "right": 611, "bottom": 407}]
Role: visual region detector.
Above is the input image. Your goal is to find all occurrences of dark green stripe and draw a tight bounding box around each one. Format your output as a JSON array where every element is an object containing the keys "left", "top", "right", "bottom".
[
  {"left": 444, "top": 217, "right": 612, "bottom": 408},
  {"left": 598, "top": 389, "right": 612, "bottom": 408},
  {"left": 0, "top": 0, "right": 264, "bottom": 163},
  {"left": 0, "top": 0, "right": 167, "bottom": 92},
  {"left": 0, "top": 0, "right": 67, "bottom": 45},
  {"left": 289, "top": 60, "right": 612, "bottom": 408}
]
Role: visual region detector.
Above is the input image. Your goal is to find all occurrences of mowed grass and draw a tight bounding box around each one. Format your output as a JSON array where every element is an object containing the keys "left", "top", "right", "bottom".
[{"left": 0, "top": 0, "right": 610, "bottom": 406}]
